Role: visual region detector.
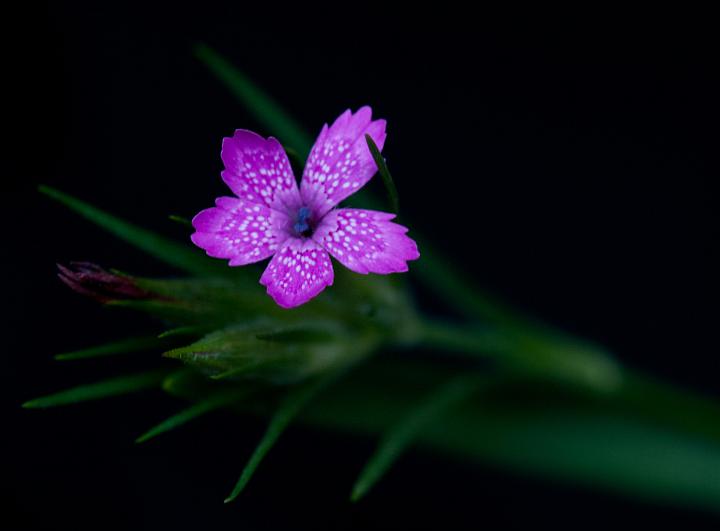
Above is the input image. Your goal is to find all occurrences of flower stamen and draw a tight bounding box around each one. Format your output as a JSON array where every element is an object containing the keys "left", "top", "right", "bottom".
[{"left": 293, "top": 206, "right": 314, "bottom": 238}]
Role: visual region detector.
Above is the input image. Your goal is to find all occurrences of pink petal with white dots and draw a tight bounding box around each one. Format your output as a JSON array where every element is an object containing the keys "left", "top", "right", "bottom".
[
  {"left": 259, "top": 237, "right": 334, "bottom": 308},
  {"left": 221, "top": 130, "right": 302, "bottom": 214},
  {"left": 301, "top": 107, "right": 387, "bottom": 218},
  {"left": 313, "top": 209, "right": 419, "bottom": 274},
  {"left": 191, "top": 197, "right": 291, "bottom": 266}
]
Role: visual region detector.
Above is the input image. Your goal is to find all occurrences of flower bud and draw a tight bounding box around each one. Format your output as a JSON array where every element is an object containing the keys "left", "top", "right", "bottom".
[{"left": 57, "top": 262, "right": 150, "bottom": 303}]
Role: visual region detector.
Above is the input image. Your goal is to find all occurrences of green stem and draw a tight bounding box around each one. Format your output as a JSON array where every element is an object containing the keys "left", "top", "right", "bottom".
[{"left": 418, "top": 319, "right": 622, "bottom": 392}]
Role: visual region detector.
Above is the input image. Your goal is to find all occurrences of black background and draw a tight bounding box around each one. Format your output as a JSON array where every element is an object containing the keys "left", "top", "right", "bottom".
[{"left": 6, "top": 4, "right": 719, "bottom": 529}]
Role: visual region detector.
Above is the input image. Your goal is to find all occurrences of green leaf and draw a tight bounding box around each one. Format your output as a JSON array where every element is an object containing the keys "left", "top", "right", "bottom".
[
  {"left": 22, "top": 370, "right": 169, "bottom": 408},
  {"left": 193, "top": 43, "right": 314, "bottom": 157},
  {"left": 223, "top": 371, "right": 341, "bottom": 503},
  {"left": 136, "top": 389, "right": 249, "bottom": 443},
  {"left": 351, "top": 375, "right": 480, "bottom": 501},
  {"left": 294, "top": 360, "right": 720, "bottom": 513},
  {"left": 365, "top": 134, "right": 399, "bottom": 215},
  {"left": 168, "top": 214, "right": 192, "bottom": 227},
  {"left": 54, "top": 336, "right": 165, "bottom": 361},
  {"left": 157, "top": 326, "right": 209, "bottom": 339},
  {"left": 39, "top": 185, "right": 226, "bottom": 277}
]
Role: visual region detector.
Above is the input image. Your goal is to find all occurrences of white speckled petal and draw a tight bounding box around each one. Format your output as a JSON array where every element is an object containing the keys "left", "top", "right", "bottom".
[
  {"left": 191, "top": 197, "right": 291, "bottom": 266},
  {"left": 221, "top": 129, "right": 302, "bottom": 214},
  {"left": 313, "top": 208, "right": 419, "bottom": 274},
  {"left": 300, "top": 107, "right": 386, "bottom": 218},
  {"left": 259, "top": 237, "right": 334, "bottom": 308}
]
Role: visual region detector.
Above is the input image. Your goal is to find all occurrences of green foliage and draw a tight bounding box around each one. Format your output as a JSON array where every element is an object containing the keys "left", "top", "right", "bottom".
[
  {"left": 23, "top": 370, "right": 169, "bottom": 408},
  {"left": 164, "top": 321, "right": 376, "bottom": 383},
  {"left": 351, "top": 375, "right": 480, "bottom": 501},
  {"left": 136, "top": 389, "right": 249, "bottom": 443},
  {"left": 420, "top": 320, "right": 621, "bottom": 392},
  {"left": 168, "top": 214, "right": 192, "bottom": 227},
  {"left": 54, "top": 336, "right": 166, "bottom": 361},
  {"left": 39, "top": 185, "right": 227, "bottom": 277},
  {"left": 298, "top": 360, "right": 720, "bottom": 513},
  {"left": 365, "top": 134, "right": 400, "bottom": 215},
  {"left": 193, "top": 43, "right": 314, "bottom": 157},
  {"left": 224, "top": 370, "right": 342, "bottom": 502}
]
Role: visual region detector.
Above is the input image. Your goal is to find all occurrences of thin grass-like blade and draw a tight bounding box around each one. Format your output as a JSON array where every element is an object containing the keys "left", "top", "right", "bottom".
[
  {"left": 168, "top": 215, "right": 192, "bottom": 227},
  {"left": 136, "top": 389, "right": 248, "bottom": 443},
  {"left": 39, "top": 185, "right": 225, "bottom": 276},
  {"left": 54, "top": 336, "right": 165, "bottom": 361},
  {"left": 158, "top": 327, "right": 207, "bottom": 339},
  {"left": 365, "top": 134, "right": 399, "bottom": 215},
  {"left": 193, "top": 43, "right": 314, "bottom": 157},
  {"left": 350, "top": 376, "right": 479, "bottom": 501},
  {"left": 223, "top": 371, "right": 340, "bottom": 503},
  {"left": 22, "top": 370, "right": 169, "bottom": 408}
]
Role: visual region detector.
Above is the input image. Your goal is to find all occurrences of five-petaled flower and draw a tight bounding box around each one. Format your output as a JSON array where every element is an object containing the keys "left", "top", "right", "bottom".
[{"left": 191, "top": 107, "right": 419, "bottom": 308}]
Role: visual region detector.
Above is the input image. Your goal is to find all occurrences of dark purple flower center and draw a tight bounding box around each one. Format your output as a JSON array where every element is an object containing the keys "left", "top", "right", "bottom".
[{"left": 293, "top": 206, "right": 315, "bottom": 238}]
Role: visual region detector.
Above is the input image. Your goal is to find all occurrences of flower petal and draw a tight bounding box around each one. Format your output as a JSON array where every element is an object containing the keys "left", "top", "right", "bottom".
[
  {"left": 191, "top": 197, "right": 291, "bottom": 266},
  {"left": 301, "top": 107, "right": 387, "bottom": 218},
  {"left": 260, "top": 237, "right": 334, "bottom": 308},
  {"left": 313, "top": 209, "right": 419, "bottom": 274},
  {"left": 221, "top": 130, "right": 302, "bottom": 214}
]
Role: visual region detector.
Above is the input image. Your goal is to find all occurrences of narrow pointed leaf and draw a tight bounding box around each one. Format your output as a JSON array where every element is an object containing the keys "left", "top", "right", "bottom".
[
  {"left": 54, "top": 336, "right": 165, "bottom": 361},
  {"left": 351, "top": 376, "right": 480, "bottom": 501},
  {"left": 193, "top": 43, "right": 314, "bottom": 157},
  {"left": 136, "top": 390, "right": 248, "bottom": 443},
  {"left": 39, "top": 185, "right": 226, "bottom": 276},
  {"left": 158, "top": 327, "right": 206, "bottom": 339},
  {"left": 22, "top": 370, "right": 169, "bottom": 408},
  {"left": 224, "top": 371, "right": 340, "bottom": 503},
  {"left": 365, "top": 134, "right": 399, "bottom": 215},
  {"left": 168, "top": 214, "right": 192, "bottom": 227}
]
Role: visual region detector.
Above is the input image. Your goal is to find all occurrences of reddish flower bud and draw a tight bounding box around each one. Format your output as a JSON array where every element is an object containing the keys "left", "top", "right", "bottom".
[{"left": 57, "top": 262, "right": 150, "bottom": 303}]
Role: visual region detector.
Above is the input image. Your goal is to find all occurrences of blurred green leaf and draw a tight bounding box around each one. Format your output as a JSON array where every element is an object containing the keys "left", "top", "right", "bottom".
[
  {"left": 136, "top": 389, "right": 249, "bottom": 443},
  {"left": 23, "top": 370, "right": 169, "bottom": 408},
  {"left": 365, "top": 134, "right": 399, "bottom": 215},
  {"left": 351, "top": 375, "right": 480, "bottom": 501},
  {"left": 54, "top": 336, "right": 165, "bottom": 361},
  {"left": 193, "top": 43, "right": 314, "bottom": 157},
  {"left": 158, "top": 327, "right": 207, "bottom": 339},
  {"left": 162, "top": 357, "right": 720, "bottom": 511},
  {"left": 168, "top": 214, "right": 192, "bottom": 227},
  {"left": 224, "top": 371, "right": 340, "bottom": 503},
  {"left": 39, "top": 185, "right": 227, "bottom": 277},
  {"left": 419, "top": 319, "right": 621, "bottom": 392},
  {"left": 299, "top": 360, "right": 720, "bottom": 513}
]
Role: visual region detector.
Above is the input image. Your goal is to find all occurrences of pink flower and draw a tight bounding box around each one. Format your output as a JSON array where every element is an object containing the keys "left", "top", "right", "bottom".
[{"left": 191, "top": 107, "right": 420, "bottom": 308}]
